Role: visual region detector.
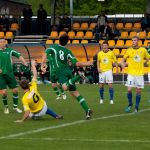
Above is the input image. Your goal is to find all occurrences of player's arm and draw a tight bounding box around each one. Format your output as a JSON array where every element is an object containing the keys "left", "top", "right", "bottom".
[
  {"left": 41, "top": 53, "right": 47, "bottom": 72},
  {"left": 121, "top": 50, "right": 128, "bottom": 69},
  {"left": 19, "top": 56, "right": 28, "bottom": 66},
  {"left": 75, "top": 61, "right": 93, "bottom": 67},
  {"left": 31, "top": 60, "right": 37, "bottom": 80},
  {"left": 15, "top": 110, "right": 30, "bottom": 123},
  {"left": 97, "top": 53, "right": 101, "bottom": 73}
]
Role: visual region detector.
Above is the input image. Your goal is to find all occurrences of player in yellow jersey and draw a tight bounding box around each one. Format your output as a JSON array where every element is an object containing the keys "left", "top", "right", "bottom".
[
  {"left": 147, "top": 42, "right": 150, "bottom": 83},
  {"left": 122, "top": 36, "right": 149, "bottom": 113},
  {"left": 15, "top": 60, "right": 62, "bottom": 123},
  {"left": 97, "top": 41, "right": 118, "bottom": 104}
]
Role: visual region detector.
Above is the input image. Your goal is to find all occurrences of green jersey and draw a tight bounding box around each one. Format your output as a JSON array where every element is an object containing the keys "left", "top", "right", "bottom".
[
  {"left": 0, "top": 48, "right": 21, "bottom": 74},
  {"left": 46, "top": 44, "right": 78, "bottom": 72}
]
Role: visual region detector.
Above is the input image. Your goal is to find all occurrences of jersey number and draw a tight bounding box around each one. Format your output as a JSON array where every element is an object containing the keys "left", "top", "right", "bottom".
[
  {"left": 59, "top": 50, "right": 64, "bottom": 60},
  {"left": 33, "top": 93, "right": 40, "bottom": 103}
]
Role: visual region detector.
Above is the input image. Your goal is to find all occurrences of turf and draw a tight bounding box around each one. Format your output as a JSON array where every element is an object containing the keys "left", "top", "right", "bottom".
[{"left": 0, "top": 84, "right": 150, "bottom": 150}]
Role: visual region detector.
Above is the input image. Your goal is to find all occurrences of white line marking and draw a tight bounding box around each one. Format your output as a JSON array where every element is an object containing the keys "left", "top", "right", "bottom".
[
  {"left": 0, "top": 108, "right": 150, "bottom": 140},
  {"left": 5, "top": 137, "right": 150, "bottom": 143}
]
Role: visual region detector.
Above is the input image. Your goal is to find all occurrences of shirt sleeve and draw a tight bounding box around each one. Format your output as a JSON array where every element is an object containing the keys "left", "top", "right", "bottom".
[
  {"left": 11, "top": 49, "right": 21, "bottom": 58},
  {"left": 29, "top": 79, "right": 37, "bottom": 92}
]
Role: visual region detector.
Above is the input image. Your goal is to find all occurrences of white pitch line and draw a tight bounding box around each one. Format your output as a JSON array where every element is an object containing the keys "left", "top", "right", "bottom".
[
  {"left": 5, "top": 137, "right": 150, "bottom": 143},
  {"left": 0, "top": 108, "right": 150, "bottom": 140}
]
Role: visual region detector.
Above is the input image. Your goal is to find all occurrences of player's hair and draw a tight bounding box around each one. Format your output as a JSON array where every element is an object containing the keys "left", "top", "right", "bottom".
[
  {"left": 20, "top": 80, "right": 30, "bottom": 90},
  {"left": 102, "top": 41, "right": 109, "bottom": 45},
  {"left": 132, "top": 36, "right": 139, "bottom": 40},
  {"left": 59, "top": 34, "right": 69, "bottom": 46}
]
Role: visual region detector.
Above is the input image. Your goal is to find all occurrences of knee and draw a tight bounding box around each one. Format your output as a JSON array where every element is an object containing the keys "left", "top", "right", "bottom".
[{"left": 12, "top": 88, "right": 18, "bottom": 94}]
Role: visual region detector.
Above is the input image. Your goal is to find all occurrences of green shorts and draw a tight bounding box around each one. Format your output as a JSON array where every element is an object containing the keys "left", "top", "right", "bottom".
[{"left": 0, "top": 72, "right": 18, "bottom": 89}]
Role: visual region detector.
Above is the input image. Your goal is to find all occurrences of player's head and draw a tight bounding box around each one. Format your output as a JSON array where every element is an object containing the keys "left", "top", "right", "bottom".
[
  {"left": 0, "top": 39, "right": 7, "bottom": 50},
  {"left": 147, "top": 42, "right": 150, "bottom": 47},
  {"left": 20, "top": 80, "right": 30, "bottom": 90},
  {"left": 59, "top": 34, "right": 69, "bottom": 46},
  {"left": 132, "top": 36, "right": 139, "bottom": 47},
  {"left": 102, "top": 41, "right": 109, "bottom": 52}
]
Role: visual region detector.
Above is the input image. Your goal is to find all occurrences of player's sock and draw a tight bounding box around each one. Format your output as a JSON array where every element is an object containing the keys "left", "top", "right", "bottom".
[
  {"left": 59, "top": 86, "right": 65, "bottom": 95},
  {"left": 135, "top": 93, "right": 141, "bottom": 109},
  {"left": 76, "top": 95, "right": 89, "bottom": 112},
  {"left": 2, "top": 95, "right": 8, "bottom": 108},
  {"left": 127, "top": 92, "right": 133, "bottom": 106},
  {"left": 109, "top": 88, "right": 114, "bottom": 100},
  {"left": 13, "top": 93, "right": 19, "bottom": 108},
  {"left": 99, "top": 87, "right": 104, "bottom": 99},
  {"left": 53, "top": 87, "right": 60, "bottom": 96},
  {"left": 68, "top": 75, "right": 80, "bottom": 85},
  {"left": 46, "top": 108, "right": 58, "bottom": 118}
]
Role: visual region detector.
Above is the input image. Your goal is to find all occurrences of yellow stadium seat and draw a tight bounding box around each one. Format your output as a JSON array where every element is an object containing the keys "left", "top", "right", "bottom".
[
  {"left": 116, "top": 23, "right": 124, "bottom": 30},
  {"left": 84, "top": 31, "right": 93, "bottom": 39},
  {"left": 138, "top": 40, "right": 143, "bottom": 46},
  {"left": 120, "top": 49, "right": 126, "bottom": 55},
  {"left": 80, "top": 22, "right": 88, "bottom": 30},
  {"left": 46, "top": 40, "right": 53, "bottom": 44},
  {"left": 5, "top": 31, "right": 13, "bottom": 39},
  {"left": 113, "top": 67, "right": 120, "bottom": 73},
  {"left": 0, "top": 31, "right": 4, "bottom": 38},
  {"left": 143, "top": 40, "right": 150, "bottom": 47},
  {"left": 89, "top": 23, "right": 96, "bottom": 30},
  {"left": 138, "top": 31, "right": 146, "bottom": 39},
  {"left": 124, "top": 40, "right": 132, "bottom": 47},
  {"left": 59, "top": 31, "right": 66, "bottom": 37},
  {"left": 133, "top": 22, "right": 141, "bottom": 30},
  {"left": 108, "top": 22, "right": 115, "bottom": 28},
  {"left": 122, "top": 67, "right": 128, "bottom": 74},
  {"left": 72, "top": 23, "right": 80, "bottom": 30},
  {"left": 68, "top": 31, "right": 75, "bottom": 39},
  {"left": 144, "top": 67, "right": 148, "bottom": 74},
  {"left": 75, "top": 31, "right": 84, "bottom": 39},
  {"left": 72, "top": 40, "right": 79, "bottom": 44},
  {"left": 99, "top": 40, "right": 105, "bottom": 45},
  {"left": 117, "top": 58, "right": 123, "bottom": 63},
  {"left": 81, "top": 40, "right": 88, "bottom": 44},
  {"left": 115, "top": 40, "right": 124, "bottom": 47},
  {"left": 108, "top": 40, "right": 115, "bottom": 47},
  {"left": 128, "top": 31, "right": 137, "bottom": 38},
  {"left": 124, "top": 23, "right": 133, "bottom": 30},
  {"left": 119, "top": 31, "right": 128, "bottom": 39},
  {"left": 10, "top": 23, "right": 19, "bottom": 31},
  {"left": 147, "top": 32, "right": 150, "bottom": 39},
  {"left": 49, "top": 31, "right": 58, "bottom": 38},
  {"left": 54, "top": 40, "right": 59, "bottom": 44},
  {"left": 113, "top": 49, "right": 120, "bottom": 55}
]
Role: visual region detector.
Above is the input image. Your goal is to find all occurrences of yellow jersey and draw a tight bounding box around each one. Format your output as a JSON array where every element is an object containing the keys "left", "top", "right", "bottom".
[
  {"left": 97, "top": 50, "right": 117, "bottom": 72},
  {"left": 22, "top": 79, "right": 45, "bottom": 113},
  {"left": 123, "top": 47, "right": 149, "bottom": 76}
]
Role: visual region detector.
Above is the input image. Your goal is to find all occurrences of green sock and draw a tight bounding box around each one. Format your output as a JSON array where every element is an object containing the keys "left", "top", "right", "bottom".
[
  {"left": 67, "top": 75, "right": 80, "bottom": 86},
  {"left": 13, "top": 93, "right": 19, "bottom": 108},
  {"left": 53, "top": 87, "right": 60, "bottom": 96},
  {"left": 2, "top": 95, "right": 8, "bottom": 108},
  {"left": 76, "top": 95, "right": 89, "bottom": 112},
  {"left": 59, "top": 86, "right": 65, "bottom": 95}
]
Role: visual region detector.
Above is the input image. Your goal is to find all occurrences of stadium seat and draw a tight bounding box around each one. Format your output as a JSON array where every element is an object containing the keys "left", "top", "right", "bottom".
[
  {"left": 5, "top": 31, "right": 13, "bottom": 39},
  {"left": 117, "top": 58, "right": 123, "bottom": 63},
  {"left": 124, "top": 40, "right": 132, "bottom": 47},
  {"left": 81, "top": 40, "right": 88, "bottom": 44},
  {"left": 46, "top": 40, "right": 53, "bottom": 44},
  {"left": 128, "top": 31, "right": 137, "bottom": 38},
  {"left": 10, "top": 23, "right": 19, "bottom": 31},
  {"left": 147, "top": 32, "right": 150, "bottom": 39},
  {"left": 72, "top": 23, "right": 80, "bottom": 30},
  {"left": 132, "top": 22, "right": 141, "bottom": 30},
  {"left": 124, "top": 23, "right": 133, "bottom": 30},
  {"left": 0, "top": 31, "right": 4, "bottom": 38},
  {"left": 144, "top": 67, "right": 148, "bottom": 74},
  {"left": 59, "top": 31, "right": 66, "bottom": 37},
  {"left": 113, "top": 67, "right": 120, "bottom": 73},
  {"left": 49, "top": 31, "right": 58, "bottom": 39},
  {"left": 116, "top": 23, "right": 124, "bottom": 30},
  {"left": 143, "top": 40, "right": 150, "bottom": 47},
  {"left": 108, "top": 22, "right": 115, "bottom": 28},
  {"left": 113, "top": 49, "right": 120, "bottom": 55},
  {"left": 84, "top": 31, "right": 93, "bottom": 39},
  {"left": 115, "top": 40, "right": 124, "bottom": 47},
  {"left": 138, "top": 40, "right": 143, "bottom": 46},
  {"left": 80, "top": 22, "right": 88, "bottom": 30},
  {"left": 120, "top": 49, "right": 126, "bottom": 55},
  {"left": 88, "top": 23, "right": 96, "bottom": 30},
  {"left": 75, "top": 31, "right": 84, "bottom": 39},
  {"left": 138, "top": 31, "right": 146, "bottom": 39},
  {"left": 68, "top": 31, "right": 75, "bottom": 39},
  {"left": 54, "top": 40, "right": 59, "bottom": 44},
  {"left": 72, "top": 40, "right": 79, "bottom": 44},
  {"left": 119, "top": 31, "right": 128, "bottom": 39},
  {"left": 108, "top": 40, "right": 115, "bottom": 47},
  {"left": 122, "top": 67, "right": 128, "bottom": 74},
  {"left": 99, "top": 40, "right": 105, "bottom": 45}
]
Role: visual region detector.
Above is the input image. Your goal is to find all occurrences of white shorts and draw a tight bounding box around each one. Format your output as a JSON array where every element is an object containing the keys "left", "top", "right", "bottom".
[
  {"left": 125, "top": 74, "right": 144, "bottom": 88},
  {"left": 148, "top": 73, "right": 150, "bottom": 83},
  {"left": 99, "top": 70, "right": 113, "bottom": 83},
  {"left": 29, "top": 102, "right": 48, "bottom": 118}
]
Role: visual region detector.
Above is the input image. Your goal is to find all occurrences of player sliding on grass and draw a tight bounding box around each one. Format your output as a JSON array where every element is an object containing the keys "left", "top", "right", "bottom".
[
  {"left": 0, "top": 39, "right": 27, "bottom": 114},
  {"left": 15, "top": 60, "right": 62, "bottom": 123},
  {"left": 121, "top": 36, "right": 149, "bottom": 113},
  {"left": 41, "top": 34, "right": 93, "bottom": 120}
]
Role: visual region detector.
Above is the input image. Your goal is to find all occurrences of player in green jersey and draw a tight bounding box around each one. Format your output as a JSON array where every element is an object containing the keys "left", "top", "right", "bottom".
[
  {"left": 41, "top": 34, "right": 93, "bottom": 120},
  {"left": 0, "top": 39, "right": 28, "bottom": 114}
]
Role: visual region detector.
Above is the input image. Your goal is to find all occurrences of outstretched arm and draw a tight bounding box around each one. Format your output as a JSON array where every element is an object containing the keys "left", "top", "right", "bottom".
[
  {"left": 31, "top": 60, "right": 37, "bottom": 80},
  {"left": 19, "top": 56, "right": 28, "bottom": 66},
  {"left": 41, "top": 53, "right": 47, "bottom": 73},
  {"left": 15, "top": 110, "right": 30, "bottom": 123},
  {"left": 75, "top": 61, "right": 93, "bottom": 67}
]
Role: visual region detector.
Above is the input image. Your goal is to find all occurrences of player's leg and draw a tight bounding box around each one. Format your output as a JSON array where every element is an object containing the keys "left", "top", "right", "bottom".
[
  {"left": 58, "top": 84, "right": 67, "bottom": 100},
  {"left": 52, "top": 83, "right": 61, "bottom": 100},
  {"left": 108, "top": 83, "right": 114, "bottom": 104},
  {"left": 98, "top": 72, "right": 105, "bottom": 104}
]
